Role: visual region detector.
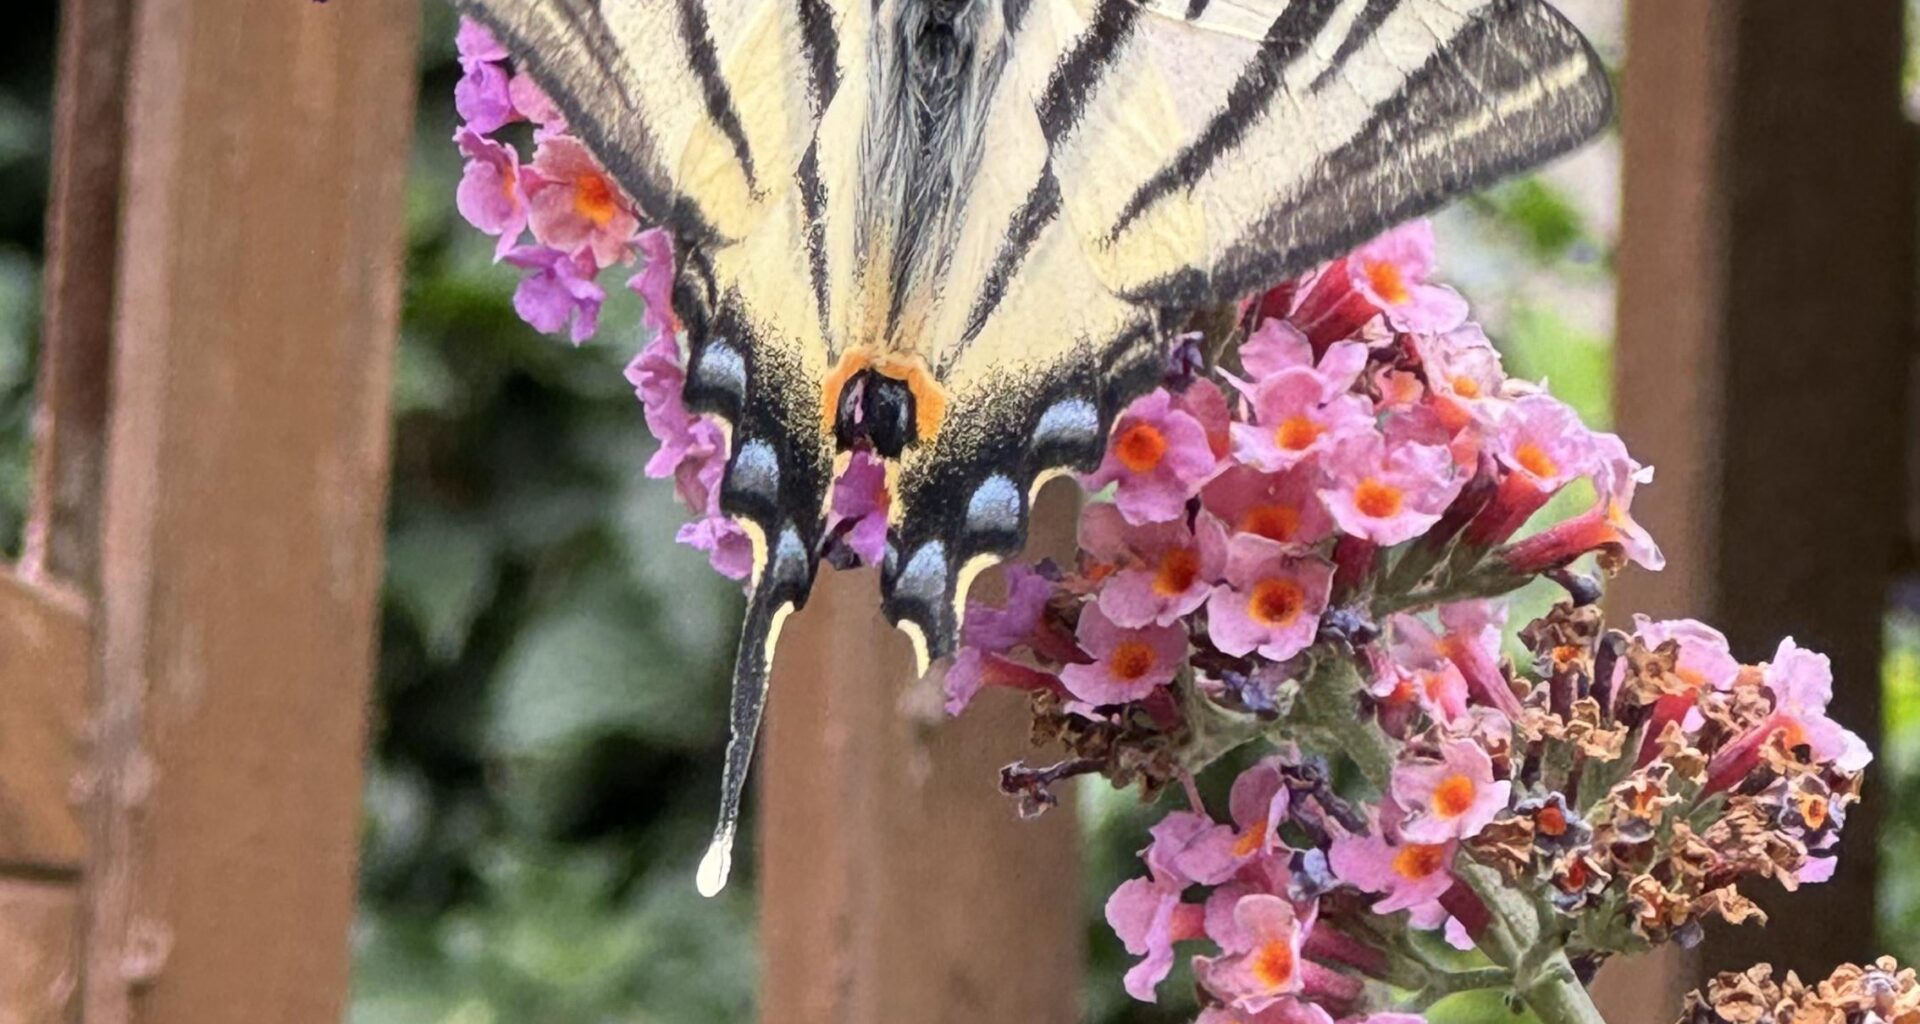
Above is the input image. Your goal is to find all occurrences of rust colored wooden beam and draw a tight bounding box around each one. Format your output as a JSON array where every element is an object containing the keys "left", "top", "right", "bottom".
[
  {"left": 760, "top": 483, "right": 1083, "bottom": 1024},
  {"left": 0, "top": 570, "right": 89, "bottom": 873},
  {"left": 80, "top": 0, "right": 419, "bottom": 1019},
  {"left": 22, "top": 0, "right": 133, "bottom": 590},
  {"left": 1608, "top": 0, "right": 1913, "bottom": 1001}
]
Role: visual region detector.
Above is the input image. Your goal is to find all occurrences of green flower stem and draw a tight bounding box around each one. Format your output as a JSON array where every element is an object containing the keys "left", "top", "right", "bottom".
[
  {"left": 1456, "top": 862, "right": 1608, "bottom": 1024},
  {"left": 1291, "top": 656, "right": 1396, "bottom": 792},
  {"left": 1418, "top": 966, "right": 1517, "bottom": 1000}
]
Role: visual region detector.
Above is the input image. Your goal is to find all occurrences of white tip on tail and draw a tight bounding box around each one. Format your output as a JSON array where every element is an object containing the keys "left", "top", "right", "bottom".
[{"left": 696, "top": 832, "right": 735, "bottom": 898}]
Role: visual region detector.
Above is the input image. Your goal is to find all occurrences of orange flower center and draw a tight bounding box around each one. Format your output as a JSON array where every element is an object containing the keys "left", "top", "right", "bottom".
[
  {"left": 1153, "top": 548, "right": 1201, "bottom": 596},
  {"left": 1251, "top": 938, "right": 1296, "bottom": 991},
  {"left": 1452, "top": 375, "right": 1482, "bottom": 399},
  {"left": 1420, "top": 670, "right": 1449, "bottom": 702},
  {"left": 1515, "top": 441, "right": 1558, "bottom": 480},
  {"left": 1110, "top": 641, "right": 1158, "bottom": 682},
  {"left": 1115, "top": 423, "right": 1168, "bottom": 474},
  {"left": 1274, "top": 414, "right": 1324, "bottom": 452},
  {"left": 1249, "top": 579, "right": 1306, "bottom": 627},
  {"left": 1384, "top": 678, "right": 1416, "bottom": 706},
  {"left": 1239, "top": 504, "right": 1303, "bottom": 543},
  {"left": 573, "top": 173, "right": 620, "bottom": 227},
  {"left": 1563, "top": 858, "right": 1590, "bottom": 889},
  {"left": 1392, "top": 843, "right": 1448, "bottom": 880},
  {"left": 1433, "top": 773, "right": 1477, "bottom": 818},
  {"left": 1777, "top": 718, "right": 1810, "bottom": 751},
  {"left": 1536, "top": 804, "right": 1568, "bottom": 837},
  {"left": 1798, "top": 793, "right": 1830, "bottom": 829},
  {"left": 1353, "top": 478, "right": 1405, "bottom": 519},
  {"left": 1364, "top": 259, "right": 1413, "bottom": 306},
  {"left": 1233, "top": 818, "right": 1269, "bottom": 858}
]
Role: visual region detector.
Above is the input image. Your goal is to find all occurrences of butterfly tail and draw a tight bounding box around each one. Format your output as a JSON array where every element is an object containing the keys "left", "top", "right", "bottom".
[{"left": 697, "top": 560, "right": 805, "bottom": 898}]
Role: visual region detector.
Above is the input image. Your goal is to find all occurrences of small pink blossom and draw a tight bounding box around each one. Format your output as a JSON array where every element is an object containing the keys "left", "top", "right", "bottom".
[
  {"left": 1498, "top": 439, "right": 1664, "bottom": 573},
  {"left": 1413, "top": 324, "right": 1508, "bottom": 427},
  {"left": 1058, "top": 604, "right": 1188, "bottom": 705},
  {"left": 626, "top": 227, "right": 678, "bottom": 337},
  {"left": 1328, "top": 827, "right": 1457, "bottom": 916},
  {"left": 1083, "top": 389, "right": 1220, "bottom": 525},
  {"left": 505, "top": 245, "right": 604, "bottom": 344},
  {"left": 675, "top": 512, "right": 753, "bottom": 582},
  {"left": 1147, "top": 810, "right": 1244, "bottom": 888},
  {"left": 509, "top": 72, "right": 564, "bottom": 129},
  {"left": 1231, "top": 370, "right": 1375, "bottom": 474},
  {"left": 945, "top": 564, "right": 1056, "bottom": 715},
  {"left": 828, "top": 449, "right": 890, "bottom": 566},
  {"left": 1760, "top": 638, "right": 1871, "bottom": 773},
  {"left": 1318, "top": 436, "right": 1465, "bottom": 547},
  {"left": 454, "top": 129, "right": 526, "bottom": 259},
  {"left": 1079, "top": 503, "right": 1221, "bottom": 628},
  {"left": 1201, "top": 466, "right": 1334, "bottom": 551},
  {"left": 1292, "top": 221, "right": 1469, "bottom": 345},
  {"left": 1192, "top": 894, "right": 1309, "bottom": 1014},
  {"left": 1227, "top": 758, "right": 1292, "bottom": 861},
  {"left": 1207, "top": 550, "right": 1333, "bottom": 663},
  {"left": 1106, "top": 876, "right": 1204, "bottom": 1001},
  {"left": 454, "top": 19, "right": 516, "bottom": 134},
  {"left": 525, "top": 135, "right": 641, "bottom": 268},
  {"left": 1391, "top": 739, "right": 1510, "bottom": 843}
]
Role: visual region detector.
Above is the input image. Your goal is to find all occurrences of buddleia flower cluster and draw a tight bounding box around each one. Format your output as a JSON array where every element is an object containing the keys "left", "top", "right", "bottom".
[
  {"left": 944, "top": 225, "right": 1870, "bottom": 1024},
  {"left": 451, "top": 20, "right": 1877, "bottom": 1024}
]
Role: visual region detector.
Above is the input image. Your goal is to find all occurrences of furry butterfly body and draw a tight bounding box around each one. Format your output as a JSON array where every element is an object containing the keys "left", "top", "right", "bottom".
[{"left": 454, "top": 0, "right": 1612, "bottom": 895}]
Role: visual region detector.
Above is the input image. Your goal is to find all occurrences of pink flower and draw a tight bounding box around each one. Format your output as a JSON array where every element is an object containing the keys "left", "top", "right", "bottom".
[
  {"left": 1318, "top": 436, "right": 1465, "bottom": 547},
  {"left": 676, "top": 513, "right": 753, "bottom": 582},
  {"left": 1201, "top": 466, "right": 1334, "bottom": 551},
  {"left": 1465, "top": 395, "right": 1605, "bottom": 546},
  {"left": 1083, "top": 389, "right": 1220, "bottom": 525},
  {"left": 454, "top": 129, "right": 526, "bottom": 259},
  {"left": 944, "top": 564, "right": 1056, "bottom": 715},
  {"left": 1497, "top": 439, "right": 1664, "bottom": 573},
  {"left": 626, "top": 227, "right": 677, "bottom": 337},
  {"left": 828, "top": 449, "right": 890, "bottom": 565},
  {"left": 509, "top": 72, "right": 564, "bottom": 130},
  {"left": 1227, "top": 758, "right": 1293, "bottom": 861},
  {"left": 1292, "top": 221, "right": 1469, "bottom": 346},
  {"left": 1192, "top": 895, "right": 1309, "bottom": 1014},
  {"left": 1328, "top": 827, "right": 1457, "bottom": 916},
  {"left": 1206, "top": 550, "right": 1333, "bottom": 663},
  {"left": 454, "top": 19, "right": 516, "bottom": 134},
  {"left": 1079, "top": 503, "right": 1221, "bottom": 628},
  {"left": 1707, "top": 638, "right": 1870, "bottom": 791},
  {"left": 1412, "top": 325, "right": 1508, "bottom": 427},
  {"left": 1058, "top": 604, "right": 1187, "bottom": 705},
  {"left": 1106, "top": 876, "right": 1205, "bottom": 1001},
  {"left": 1633, "top": 616, "right": 1740, "bottom": 693},
  {"left": 1391, "top": 739, "right": 1510, "bottom": 843},
  {"left": 1230, "top": 370, "right": 1375, "bottom": 474},
  {"left": 1197, "top": 1003, "right": 1335, "bottom": 1024},
  {"left": 505, "top": 245, "right": 604, "bottom": 344},
  {"left": 1179, "top": 378, "right": 1235, "bottom": 460},
  {"left": 1146, "top": 810, "right": 1243, "bottom": 888},
  {"left": 525, "top": 135, "right": 641, "bottom": 269}
]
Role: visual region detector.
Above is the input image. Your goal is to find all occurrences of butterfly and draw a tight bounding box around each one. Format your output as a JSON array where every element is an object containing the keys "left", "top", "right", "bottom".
[{"left": 454, "top": 0, "right": 1612, "bottom": 896}]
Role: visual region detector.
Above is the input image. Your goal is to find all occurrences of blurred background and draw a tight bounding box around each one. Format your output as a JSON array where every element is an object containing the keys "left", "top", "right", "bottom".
[{"left": 0, "top": 2, "right": 1915, "bottom": 1022}]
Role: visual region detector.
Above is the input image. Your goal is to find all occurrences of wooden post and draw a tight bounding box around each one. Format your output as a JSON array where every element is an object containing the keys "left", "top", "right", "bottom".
[
  {"left": 761, "top": 483, "right": 1083, "bottom": 1024},
  {"left": 1603, "top": 2, "right": 1913, "bottom": 1012},
  {"left": 76, "top": 0, "right": 418, "bottom": 1020}
]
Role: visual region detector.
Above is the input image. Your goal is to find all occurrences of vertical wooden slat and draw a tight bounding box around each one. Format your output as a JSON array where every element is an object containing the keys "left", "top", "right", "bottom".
[
  {"left": 81, "top": 1, "right": 419, "bottom": 1020},
  {"left": 1610, "top": 0, "right": 1913, "bottom": 999},
  {"left": 761, "top": 484, "right": 1083, "bottom": 1024},
  {"left": 21, "top": 0, "right": 133, "bottom": 590},
  {"left": 0, "top": 878, "right": 81, "bottom": 1024},
  {"left": 0, "top": 572, "right": 89, "bottom": 873}
]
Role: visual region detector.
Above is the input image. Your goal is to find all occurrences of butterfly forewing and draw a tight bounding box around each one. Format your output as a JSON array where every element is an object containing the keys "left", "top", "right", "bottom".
[{"left": 454, "top": 0, "right": 1612, "bottom": 896}]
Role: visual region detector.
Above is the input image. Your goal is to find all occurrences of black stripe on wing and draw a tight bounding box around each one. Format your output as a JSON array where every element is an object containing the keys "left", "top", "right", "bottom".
[
  {"left": 1036, "top": 0, "right": 1142, "bottom": 147},
  {"left": 1309, "top": 0, "right": 1401, "bottom": 92},
  {"left": 675, "top": 0, "right": 762, "bottom": 195},
  {"left": 1105, "top": 0, "right": 1346, "bottom": 240}
]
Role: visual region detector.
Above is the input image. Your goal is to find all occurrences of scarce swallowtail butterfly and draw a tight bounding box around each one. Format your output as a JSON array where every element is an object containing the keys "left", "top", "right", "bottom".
[{"left": 453, "top": 0, "right": 1613, "bottom": 897}]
